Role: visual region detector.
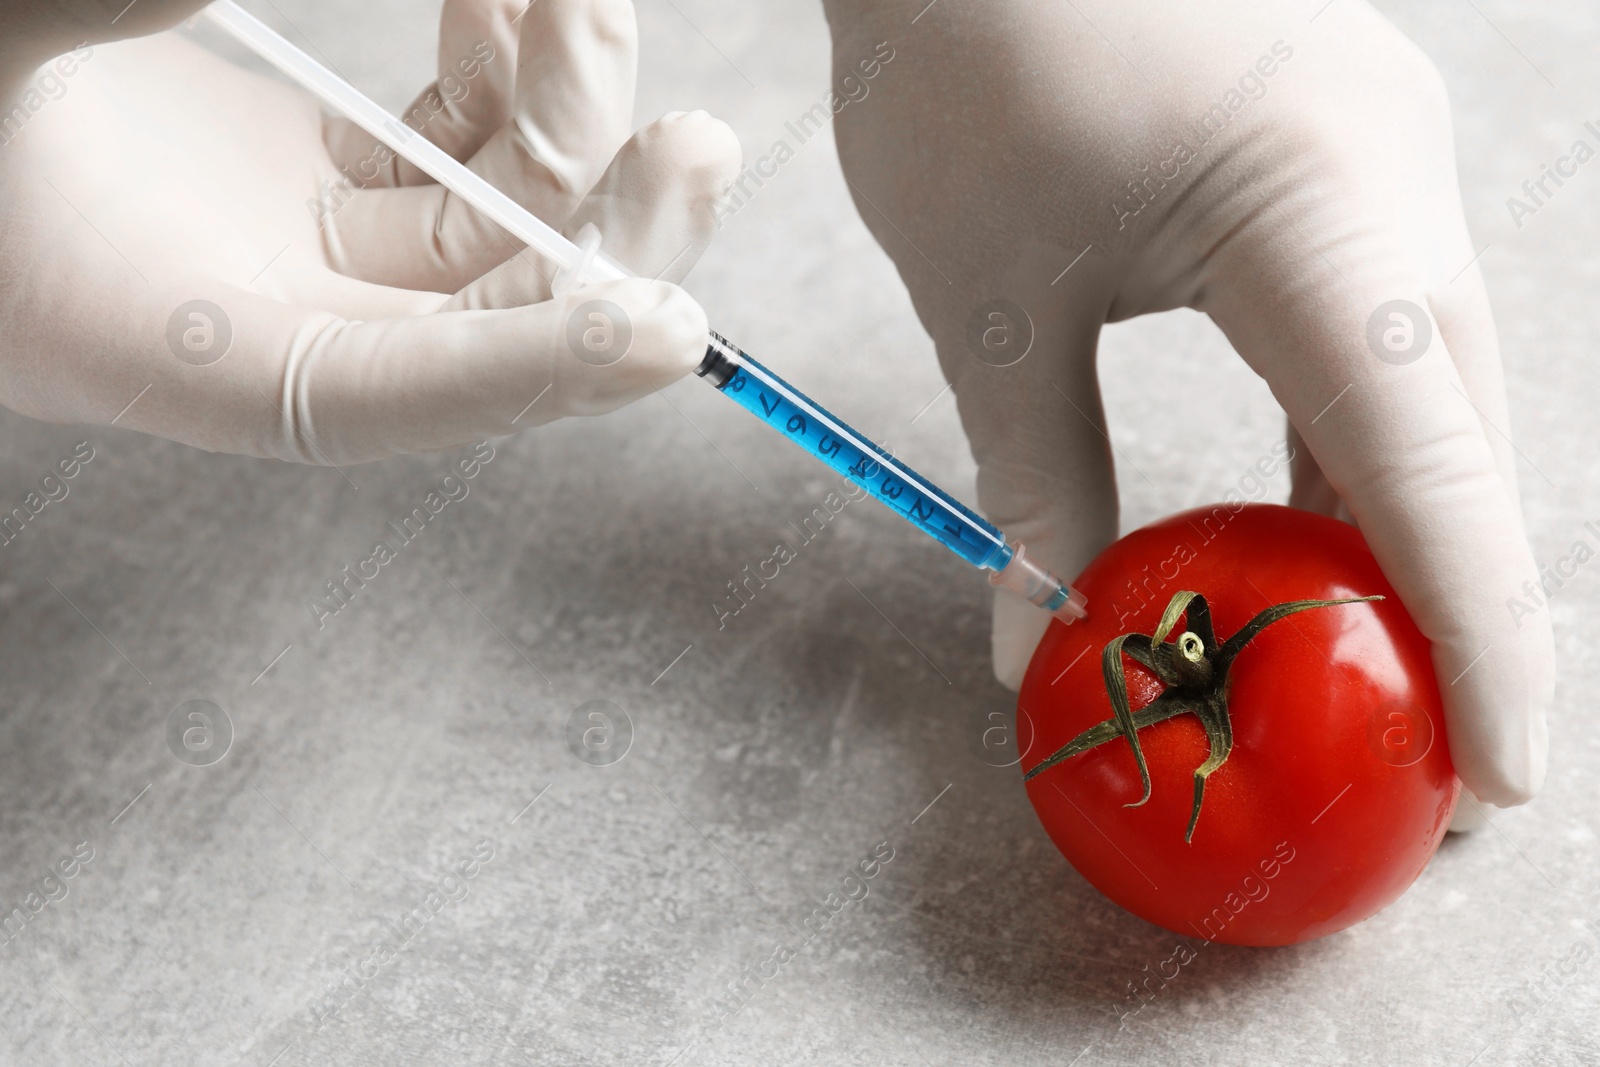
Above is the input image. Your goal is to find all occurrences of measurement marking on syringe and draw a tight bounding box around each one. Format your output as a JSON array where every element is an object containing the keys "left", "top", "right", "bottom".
[{"left": 735, "top": 357, "right": 1007, "bottom": 553}]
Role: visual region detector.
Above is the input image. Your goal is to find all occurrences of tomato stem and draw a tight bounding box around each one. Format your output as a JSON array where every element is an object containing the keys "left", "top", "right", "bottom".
[
  {"left": 1022, "top": 590, "right": 1382, "bottom": 843},
  {"left": 1171, "top": 632, "right": 1212, "bottom": 688}
]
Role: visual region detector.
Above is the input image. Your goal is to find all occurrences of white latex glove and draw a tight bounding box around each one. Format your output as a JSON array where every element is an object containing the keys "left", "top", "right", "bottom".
[
  {"left": 0, "top": 0, "right": 740, "bottom": 464},
  {"left": 824, "top": 0, "right": 1551, "bottom": 813}
]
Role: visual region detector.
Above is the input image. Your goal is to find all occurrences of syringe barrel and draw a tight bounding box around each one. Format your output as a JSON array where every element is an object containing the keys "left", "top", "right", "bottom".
[{"left": 696, "top": 332, "right": 1011, "bottom": 570}]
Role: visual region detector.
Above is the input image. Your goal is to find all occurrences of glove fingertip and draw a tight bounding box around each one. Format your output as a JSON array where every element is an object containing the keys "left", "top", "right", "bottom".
[
  {"left": 992, "top": 590, "right": 1053, "bottom": 692},
  {"left": 1446, "top": 796, "right": 1490, "bottom": 834},
  {"left": 637, "top": 279, "right": 710, "bottom": 374}
]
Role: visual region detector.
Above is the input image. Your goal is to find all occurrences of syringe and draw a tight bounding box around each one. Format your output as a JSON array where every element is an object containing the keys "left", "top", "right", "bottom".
[{"left": 202, "top": 0, "right": 1088, "bottom": 624}]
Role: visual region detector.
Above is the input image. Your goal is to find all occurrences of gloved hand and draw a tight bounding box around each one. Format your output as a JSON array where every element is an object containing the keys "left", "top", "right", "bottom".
[
  {"left": 0, "top": 0, "right": 739, "bottom": 464},
  {"left": 823, "top": 0, "right": 1551, "bottom": 818}
]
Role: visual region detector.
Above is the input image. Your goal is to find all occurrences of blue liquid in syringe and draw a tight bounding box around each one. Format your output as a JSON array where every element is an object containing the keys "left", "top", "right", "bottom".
[{"left": 698, "top": 334, "right": 1013, "bottom": 573}]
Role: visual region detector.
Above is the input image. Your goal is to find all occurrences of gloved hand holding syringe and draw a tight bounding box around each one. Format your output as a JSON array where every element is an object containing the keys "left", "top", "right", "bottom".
[{"left": 202, "top": 0, "right": 1089, "bottom": 626}]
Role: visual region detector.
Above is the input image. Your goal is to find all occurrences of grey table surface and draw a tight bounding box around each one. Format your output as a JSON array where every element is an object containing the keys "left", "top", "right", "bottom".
[{"left": 1, "top": 1, "right": 1596, "bottom": 1064}]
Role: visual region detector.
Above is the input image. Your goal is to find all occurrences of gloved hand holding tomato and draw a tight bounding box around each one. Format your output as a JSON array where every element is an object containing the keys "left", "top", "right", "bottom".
[{"left": 827, "top": 0, "right": 1552, "bottom": 830}]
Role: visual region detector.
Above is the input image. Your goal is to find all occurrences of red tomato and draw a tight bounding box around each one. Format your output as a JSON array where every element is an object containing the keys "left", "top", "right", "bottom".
[{"left": 1018, "top": 503, "right": 1457, "bottom": 946}]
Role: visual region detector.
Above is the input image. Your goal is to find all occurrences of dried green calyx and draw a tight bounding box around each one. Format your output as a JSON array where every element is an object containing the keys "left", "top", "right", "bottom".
[{"left": 1023, "top": 589, "right": 1381, "bottom": 843}]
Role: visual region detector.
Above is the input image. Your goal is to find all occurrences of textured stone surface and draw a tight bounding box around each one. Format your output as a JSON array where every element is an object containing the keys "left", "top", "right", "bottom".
[{"left": 0, "top": 1, "right": 1595, "bottom": 1065}]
